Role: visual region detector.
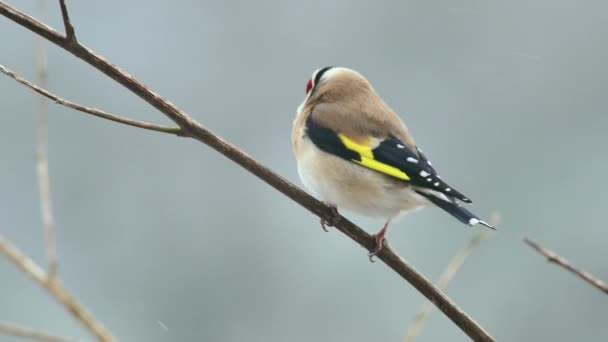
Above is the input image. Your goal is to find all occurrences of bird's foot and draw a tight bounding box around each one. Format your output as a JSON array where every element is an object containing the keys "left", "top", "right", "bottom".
[
  {"left": 367, "top": 220, "right": 391, "bottom": 262},
  {"left": 367, "top": 234, "right": 385, "bottom": 262},
  {"left": 320, "top": 205, "right": 340, "bottom": 232}
]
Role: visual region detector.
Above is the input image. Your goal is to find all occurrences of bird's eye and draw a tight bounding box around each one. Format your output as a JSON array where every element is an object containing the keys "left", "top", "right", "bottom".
[{"left": 306, "top": 78, "right": 313, "bottom": 94}]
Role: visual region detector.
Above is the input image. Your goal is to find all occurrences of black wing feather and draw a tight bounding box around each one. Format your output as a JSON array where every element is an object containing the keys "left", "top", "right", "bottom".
[
  {"left": 305, "top": 115, "right": 361, "bottom": 162},
  {"left": 372, "top": 135, "right": 471, "bottom": 203},
  {"left": 305, "top": 115, "right": 472, "bottom": 203}
]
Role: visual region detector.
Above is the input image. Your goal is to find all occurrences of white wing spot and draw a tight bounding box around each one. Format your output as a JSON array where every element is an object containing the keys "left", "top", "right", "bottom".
[
  {"left": 406, "top": 157, "right": 418, "bottom": 164},
  {"left": 397, "top": 144, "right": 405, "bottom": 149},
  {"left": 468, "top": 218, "right": 480, "bottom": 225},
  {"left": 427, "top": 160, "right": 433, "bottom": 166},
  {"left": 427, "top": 178, "right": 432, "bottom": 182},
  {"left": 420, "top": 170, "right": 430, "bottom": 177},
  {"left": 445, "top": 188, "right": 451, "bottom": 192},
  {"left": 434, "top": 182, "right": 440, "bottom": 186}
]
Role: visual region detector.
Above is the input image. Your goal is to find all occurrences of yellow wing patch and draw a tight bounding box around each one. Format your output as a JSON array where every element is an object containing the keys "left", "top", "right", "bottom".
[{"left": 338, "top": 134, "right": 410, "bottom": 181}]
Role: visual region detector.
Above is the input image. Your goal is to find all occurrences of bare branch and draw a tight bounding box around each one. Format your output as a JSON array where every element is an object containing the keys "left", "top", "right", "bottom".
[
  {"left": 406, "top": 212, "right": 499, "bottom": 342},
  {"left": 406, "top": 233, "right": 492, "bottom": 341},
  {"left": 0, "top": 2, "right": 494, "bottom": 340},
  {"left": 0, "top": 234, "right": 116, "bottom": 342},
  {"left": 0, "top": 65, "right": 183, "bottom": 136},
  {"left": 58, "top": 0, "right": 75, "bottom": 41},
  {"left": 0, "top": 320, "right": 79, "bottom": 342},
  {"left": 35, "top": 0, "right": 58, "bottom": 280},
  {"left": 524, "top": 237, "right": 608, "bottom": 295}
]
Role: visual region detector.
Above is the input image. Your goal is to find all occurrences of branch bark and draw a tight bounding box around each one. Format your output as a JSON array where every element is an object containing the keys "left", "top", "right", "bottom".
[
  {"left": 524, "top": 237, "right": 608, "bottom": 295},
  {"left": 0, "top": 65, "right": 183, "bottom": 136},
  {"left": 58, "top": 0, "right": 75, "bottom": 41},
  {"left": 0, "top": 2, "right": 494, "bottom": 340},
  {"left": 406, "top": 211, "right": 499, "bottom": 342}
]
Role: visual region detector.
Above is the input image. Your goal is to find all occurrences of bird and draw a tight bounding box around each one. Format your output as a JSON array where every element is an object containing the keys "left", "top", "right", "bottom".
[{"left": 291, "top": 66, "right": 494, "bottom": 260}]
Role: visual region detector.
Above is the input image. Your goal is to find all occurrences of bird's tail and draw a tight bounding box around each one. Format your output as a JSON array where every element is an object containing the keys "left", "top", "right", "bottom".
[{"left": 415, "top": 190, "right": 495, "bottom": 230}]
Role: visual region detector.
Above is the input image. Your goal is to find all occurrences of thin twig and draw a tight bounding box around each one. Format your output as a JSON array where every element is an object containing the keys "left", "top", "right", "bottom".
[
  {"left": 35, "top": 0, "right": 58, "bottom": 280},
  {"left": 524, "top": 237, "right": 608, "bottom": 295},
  {"left": 0, "top": 234, "right": 116, "bottom": 342},
  {"left": 0, "top": 320, "right": 79, "bottom": 342},
  {"left": 406, "top": 218, "right": 496, "bottom": 341},
  {"left": 0, "top": 65, "right": 183, "bottom": 136},
  {"left": 406, "top": 232, "right": 489, "bottom": 341},
  {"left": 0, "top": 2, "right": 494, "bottom": 341},
  {"left": 58, "top": 0, "right": 75, "bottom": 41}
]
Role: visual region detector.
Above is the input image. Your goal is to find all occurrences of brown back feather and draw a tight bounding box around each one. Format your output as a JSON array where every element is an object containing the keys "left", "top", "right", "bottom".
[{"left": 303, "top": 68, "right": 417, "bottom": 151}]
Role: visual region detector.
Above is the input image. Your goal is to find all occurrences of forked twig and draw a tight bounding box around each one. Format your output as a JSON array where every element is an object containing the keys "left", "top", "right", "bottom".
[
  {"left": 58, "top": 0, "right": 75, "bottom": 41},
  {"left": 0, "top": 234, "right": 116, "bottom": 342},
  {"left": 0, "top": 65, "right": 183, "bottom": 136}
]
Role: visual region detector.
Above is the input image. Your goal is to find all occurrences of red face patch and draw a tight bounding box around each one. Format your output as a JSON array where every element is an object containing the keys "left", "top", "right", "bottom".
[{"left": 306, "top": 78, "right": 313, "bottom": 94}]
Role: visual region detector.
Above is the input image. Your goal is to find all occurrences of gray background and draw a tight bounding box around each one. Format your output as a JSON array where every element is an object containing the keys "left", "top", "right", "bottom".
[{"left": 1, "top": 1, "right": 607, "bottom": 341}]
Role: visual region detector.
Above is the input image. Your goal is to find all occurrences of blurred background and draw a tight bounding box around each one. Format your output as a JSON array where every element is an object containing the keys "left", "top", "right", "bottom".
[{"left": 1, "top": 0, "right": 607, "bottom": 341}]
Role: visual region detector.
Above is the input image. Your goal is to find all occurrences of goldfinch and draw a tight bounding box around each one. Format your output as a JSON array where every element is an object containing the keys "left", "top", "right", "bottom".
[{"left": 292, "top": 66, "right": 494, "bottom": 259}]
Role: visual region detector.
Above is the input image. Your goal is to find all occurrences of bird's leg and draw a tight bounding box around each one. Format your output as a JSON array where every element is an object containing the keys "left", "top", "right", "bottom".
[
  {"left": 368, "top": 220, "right": 391, "bottom": 262},
  {"left": 320, "top": 205, "right": 340, "bottom": 232}
]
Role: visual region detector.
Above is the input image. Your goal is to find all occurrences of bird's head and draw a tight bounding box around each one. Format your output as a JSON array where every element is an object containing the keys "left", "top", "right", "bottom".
[{"left": 303, "top": 66, "right": 374, "bottom": 104}]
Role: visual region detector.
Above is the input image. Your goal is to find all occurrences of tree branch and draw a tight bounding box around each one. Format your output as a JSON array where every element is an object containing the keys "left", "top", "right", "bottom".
[
  {"left": 35, "top": 0, "right": 58, "bottom": 280},
  {"left": 0, "top": 65, "right": 183, "bottom": 136},
  {"left": 524, "top": 237, "right": 608, "bottom": 295},
  {"left": 0, "top": 2, "right": 494, "bottom": 340},
  {"left": 0, "top": 234, "right": 116, "bottom": 342},
  {"left": 406, "top": 212, "right": 498, "bottom": 342},
  {"left": 0, "top": 320, "right": 78, "bottom": 342},
  {"left": 58, "top": 0, "right": 75, "bottom": 42}
]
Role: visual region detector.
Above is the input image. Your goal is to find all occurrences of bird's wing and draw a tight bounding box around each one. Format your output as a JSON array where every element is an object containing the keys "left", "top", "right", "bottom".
[{"left": 304, "top": 114, "right": 472, "bottom": 203}]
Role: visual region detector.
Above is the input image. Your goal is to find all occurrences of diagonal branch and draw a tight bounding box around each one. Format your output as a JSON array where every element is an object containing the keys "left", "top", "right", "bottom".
[
  {"left": 0, "top": 65, "right": 183, "bottom": 136},
  {"left": 0, "top": 234, "right": 116, "bottom": 342},
  {"left": 406, "top": 212, "right": 499, "bottom": 342},
  {"left": 0, "top": 320, "right": 79, "bottom": 342},
  {"left": 0, "top": 2, "right": 494, "bottom": 341},
  {"left": 524, "top": 237, "right": 608, "bottom": 295},
  {"left": 406, "top": 232, "right": 490, "bottom": 342}
]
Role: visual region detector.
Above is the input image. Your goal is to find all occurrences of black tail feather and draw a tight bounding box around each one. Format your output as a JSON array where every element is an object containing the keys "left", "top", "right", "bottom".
[{"left": 416, "top": 190, "right": 495, "bottom": 230}]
